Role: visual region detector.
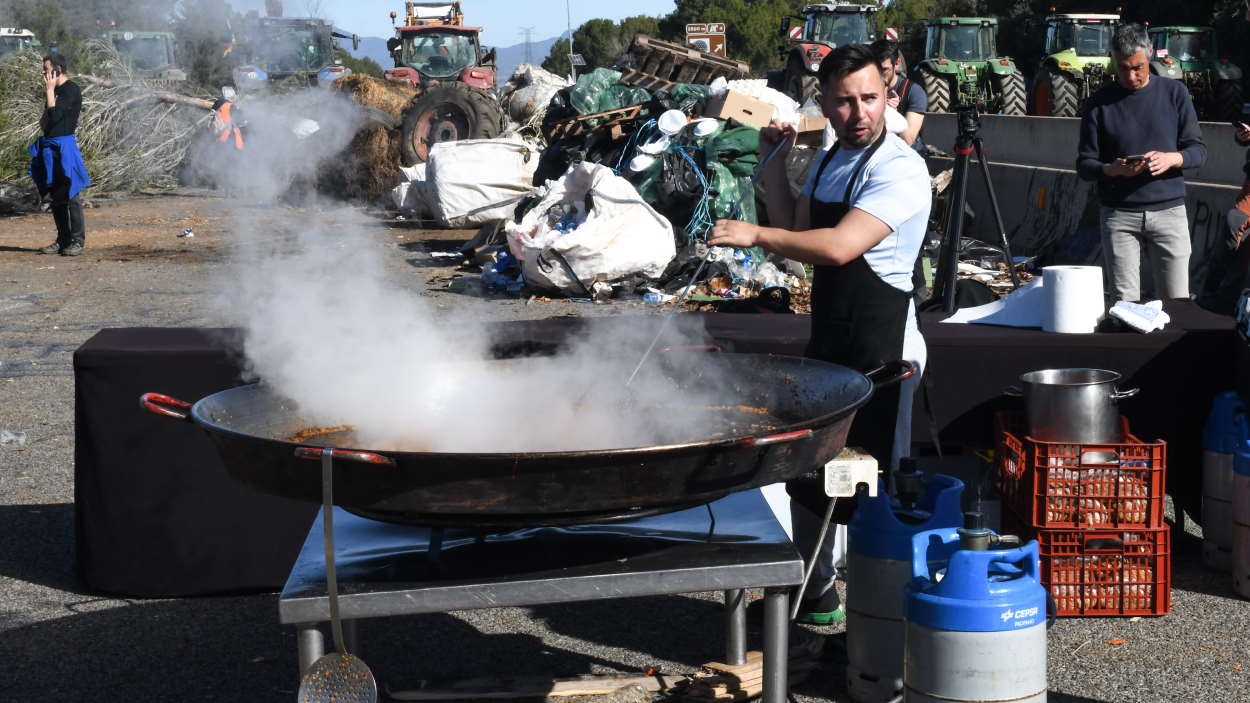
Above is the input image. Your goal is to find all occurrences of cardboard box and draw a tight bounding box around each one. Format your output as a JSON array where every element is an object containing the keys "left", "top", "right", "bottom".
[
  {"left": 703, "top": 90, "right": 774, "bottom": 129},
  {"left": 795, "top": 115, "right": 829, "bottom": 146}
]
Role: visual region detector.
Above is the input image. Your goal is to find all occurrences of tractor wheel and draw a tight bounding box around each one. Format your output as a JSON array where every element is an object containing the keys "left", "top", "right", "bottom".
[
  {"left": 1048, "top": 70, "right": 1080, "bottom": 117},
  {"left": 400, "top": 82, "right": 505, "bottom": 166},
  {"left": 921, "top": 69, "right": 951, "bottom": 113},
  {"left": 994, "top": 69, "right": 1027, "bottom": 116},
  {"left": 1216, "top": 79, "right": 1245, "bottom": 121},
  {"left": 784, "top": 57, "right": 821, "bottom": 105}
]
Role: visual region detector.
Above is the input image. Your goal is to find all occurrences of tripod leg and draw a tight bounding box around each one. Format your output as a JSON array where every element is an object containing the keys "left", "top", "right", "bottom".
[
  {"left": 936, "top": 141, "right": 973, "bottom": 313},
  {"left": 973, "top": 137, "right": 1022, "bottom": 289}
]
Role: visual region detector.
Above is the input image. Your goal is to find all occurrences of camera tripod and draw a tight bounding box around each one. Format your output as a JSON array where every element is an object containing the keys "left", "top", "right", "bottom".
[{"left": 930, "top": 104, "right": 1022, "bottom": 313}]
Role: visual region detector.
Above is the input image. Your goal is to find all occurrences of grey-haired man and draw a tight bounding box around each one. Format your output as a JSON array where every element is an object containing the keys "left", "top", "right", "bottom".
[{"left": 1076, "top": 23, "right": 1206, "bottom": 301}]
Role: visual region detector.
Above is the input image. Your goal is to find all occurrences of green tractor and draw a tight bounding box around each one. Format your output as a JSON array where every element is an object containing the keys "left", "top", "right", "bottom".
[
  {"left": 1147, "top": 26, "right": 1243, "bottom": 120},
  {"left": 106, "top": 31, "right": 187, "bottom": 83},
  {"left": 1032, "top": 14, "right": 1118, "bottom": 117},
  {"left": 914, "top": 17, "right": 1026, "bottom": 115}
]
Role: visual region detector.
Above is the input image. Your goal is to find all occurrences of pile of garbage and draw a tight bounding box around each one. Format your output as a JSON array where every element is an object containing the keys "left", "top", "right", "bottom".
[{"left": 392, "top": 62, "right": 819, "bottom": 310}]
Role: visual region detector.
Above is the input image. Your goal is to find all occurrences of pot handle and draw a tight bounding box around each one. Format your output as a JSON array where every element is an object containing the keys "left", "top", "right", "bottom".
[
  {"left": 1111, "top": 388, "right": 1140, "bottom": 400},
  {"left": 864, "top": 360, "right": 916, "bottom": 390},
  {"left": 140, "top": 392, "right": 192, "bottom": 422},
  {"left": 659, "top": 345, "right": 723, "bottom": 353},
  {"left": 1003, "top": 386, "right": 1023, "bottom": 397},
  {"left": 741, "top": 429, "right": 813, "bottom": 447},
  {"left": 294, "top": 446, "right": 396, "bottom": 466}
]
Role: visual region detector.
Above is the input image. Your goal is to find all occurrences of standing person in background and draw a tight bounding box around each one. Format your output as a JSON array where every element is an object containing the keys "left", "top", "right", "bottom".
[
  {"left": 871, "top": 39, "right": 926, "bottom": 156},
  {"left": 1076, "top": 23, "right": 1205, "bottom": 302},
  {"left": 31, "top": 52, "right": 89, "bottom": 256},
  {"left": 1198, "top": 120, "right": 1250, "bottom": 313}
]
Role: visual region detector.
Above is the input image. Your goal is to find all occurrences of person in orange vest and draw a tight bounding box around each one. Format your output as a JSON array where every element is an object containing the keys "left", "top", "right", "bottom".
[{"left": 211, "top": 98, "right": 243, "bottom": 150}]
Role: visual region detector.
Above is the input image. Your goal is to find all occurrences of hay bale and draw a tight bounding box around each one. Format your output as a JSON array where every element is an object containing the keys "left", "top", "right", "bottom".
[
  {"left": 320, "top": 123, "right": 403, "bottom": 204},
  {"left": 333, "top": 74, "right": 416, "bottom": 120}
]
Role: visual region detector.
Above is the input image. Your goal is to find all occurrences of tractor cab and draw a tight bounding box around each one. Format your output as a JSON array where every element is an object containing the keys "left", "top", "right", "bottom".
[
  {"left": 925, "top": 18, "right": 997, "bottom": 63},
  {"left": 1151, "top": 27, "right": 1217, "bottom": 64},
  {"left": 1147, "top": 26, "right": 1242, "bottom": 119},
  {"left": 1044, "top": 15, "right": 1117, "bottom": 57},
  {"left": 0, "top": 28, "right": 37, "bottom": 58},
  {"left": 796, "top": 3, "right": 877, "bottom": 47},
  {"left": 232, "top": 15, "right": 358, "bottom": 91},
  {"left": 774, "top": 3, "right": 878, "bottom": 103},
  {"left": 385, "top": 2, "right": 495, "bottom": 89},
  {"left": 106, "top": 31, "right": 186, "bottom": 81}
]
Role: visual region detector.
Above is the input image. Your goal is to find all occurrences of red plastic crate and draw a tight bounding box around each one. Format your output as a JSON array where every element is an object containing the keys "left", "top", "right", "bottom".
[
  {"left": 1000, "top": 512, "right": 1171, "bottom": 617},
  {"left": 995, "top": 412, "right": 1166, "bottom": 530}
]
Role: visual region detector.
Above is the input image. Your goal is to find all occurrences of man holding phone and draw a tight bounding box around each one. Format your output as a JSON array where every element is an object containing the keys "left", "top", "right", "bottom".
[
  {"left": 31, "top": 53, "right": 89, "bottom": 256},
  {"left": 1077, "top": 23, "right": 1205, "bottom": 301}
]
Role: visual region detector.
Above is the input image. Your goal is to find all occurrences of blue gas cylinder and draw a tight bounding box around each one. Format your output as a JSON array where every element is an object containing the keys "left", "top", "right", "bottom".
[
  {"left": 1234, "top": 437, "right": 1250, "bottom": 598},
  {"left": 903, "top": 526, "right": 1048, "bottom": 703},
  {"left": 844, "top": 473, "right": 963, "bottom": 703}
]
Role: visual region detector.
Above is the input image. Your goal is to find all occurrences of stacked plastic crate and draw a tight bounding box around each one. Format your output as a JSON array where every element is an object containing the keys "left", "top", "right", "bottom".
[{"left": 995, "top": 412, "right": 1171, "bottom": 616}]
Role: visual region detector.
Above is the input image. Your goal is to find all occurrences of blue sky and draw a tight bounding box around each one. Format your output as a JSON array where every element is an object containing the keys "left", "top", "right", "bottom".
[{"left": 234, "top": 0, "right": 678, "bottom": 47}]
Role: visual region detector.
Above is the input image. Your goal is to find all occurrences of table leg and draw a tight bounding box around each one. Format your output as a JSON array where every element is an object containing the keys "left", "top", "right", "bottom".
[
  {"left": 723, "top": 589, "right": 746, "bottom": 666},
  {"left": 296, "top": 622, "right": 325, "bottom": 676},
  {"left": 762, "top": 586, "right": 789, "bottom": 703},
  {"left": 342, "top": 617, "right": 361, "bottom": 657}
]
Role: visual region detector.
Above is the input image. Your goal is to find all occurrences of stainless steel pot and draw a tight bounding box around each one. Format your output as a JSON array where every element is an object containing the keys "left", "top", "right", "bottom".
[{"left": 1006, "top": 368, "right": 1139, "bottom": 443}]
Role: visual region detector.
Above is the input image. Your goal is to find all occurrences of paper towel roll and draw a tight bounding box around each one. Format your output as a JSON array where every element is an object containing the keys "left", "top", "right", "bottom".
[{"left": 1043, "top": 265, "right": 1105, "bottom": 333}]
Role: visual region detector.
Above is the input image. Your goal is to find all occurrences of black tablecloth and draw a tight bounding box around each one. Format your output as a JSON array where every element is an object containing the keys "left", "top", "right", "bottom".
[
  {"left": 74, "top": 328, "right": 316, "bottom": 597},
  {"left": 74, "top": 306, "right": 1234, "bottom": 595}
]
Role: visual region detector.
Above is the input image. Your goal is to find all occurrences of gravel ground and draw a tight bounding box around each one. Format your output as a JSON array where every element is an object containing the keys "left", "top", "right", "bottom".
[{"left": 1, "top": 192, "right": 1247, "bottom": 702}]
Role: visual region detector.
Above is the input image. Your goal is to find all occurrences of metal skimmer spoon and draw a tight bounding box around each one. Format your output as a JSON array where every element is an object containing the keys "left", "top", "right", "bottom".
[
  {"left": 624, "top": 136, "right": 792, "bottom": 387},
  {"left": 296, "top": 449, "right": 377, "bottom": 703}
]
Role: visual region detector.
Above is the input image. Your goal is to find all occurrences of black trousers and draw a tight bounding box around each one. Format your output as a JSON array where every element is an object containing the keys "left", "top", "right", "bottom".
[{"left": 49, "top": 155, "right": 85, "bottom": 247}]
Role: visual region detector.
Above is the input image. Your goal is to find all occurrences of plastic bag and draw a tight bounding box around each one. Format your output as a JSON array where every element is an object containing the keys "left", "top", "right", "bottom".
[
  {"left": 569, "top": 68, "right": 651, "bottom": 115},
  {"left": 505, "top": 162, "right": 676, "bottom": 295},
  {"left": 426, "top": 138, "right": 539, "bottom": 228}
]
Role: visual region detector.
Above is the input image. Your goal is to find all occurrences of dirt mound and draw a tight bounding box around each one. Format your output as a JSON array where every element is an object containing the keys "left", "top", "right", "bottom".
[{"left": 334, "top": 74, "right": 417, "bottom": 120}]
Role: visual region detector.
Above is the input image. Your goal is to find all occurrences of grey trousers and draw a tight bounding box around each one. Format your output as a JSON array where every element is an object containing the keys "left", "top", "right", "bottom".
[{"left": 1099, "top": 204, "right": 1191, "bottom": 302}]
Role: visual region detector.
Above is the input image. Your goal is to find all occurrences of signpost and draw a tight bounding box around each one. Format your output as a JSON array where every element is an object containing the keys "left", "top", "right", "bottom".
[{"left": 685, "top": 22, "right": 727, "bottom": 57}]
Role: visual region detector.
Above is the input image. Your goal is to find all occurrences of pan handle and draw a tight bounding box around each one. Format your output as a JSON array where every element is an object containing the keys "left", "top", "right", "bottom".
[
  {"left": 294, "top": 446, "right": 396, "bottom": 466},
  {"left": 741, "top": 429, "right": 813, "bottom": 447},
  {"left": 659, "top": 345, "right": 723, "bottom": 353},
  {"left": 1111, "top": 387, "right": 1140, "bottom": 400},
  {"left": 140, "top": 393, "right": 192, "bottom": 422},
  {"left": 864, "top": 360, "right": 916, "bottom": 390}
]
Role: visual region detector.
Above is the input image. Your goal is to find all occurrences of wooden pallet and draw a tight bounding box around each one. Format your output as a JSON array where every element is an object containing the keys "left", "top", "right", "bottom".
[
  {"left": 545, "top": 104, "right": 646, "bottom": 141},
  {"left": 621, "top": 34, "right": 751, "bottom": 90}
]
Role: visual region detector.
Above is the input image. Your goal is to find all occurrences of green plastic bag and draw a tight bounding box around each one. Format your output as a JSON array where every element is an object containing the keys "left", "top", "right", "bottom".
[
  {"left": 704, "top": 126, "right": 760, "bottom": 179},
  {"left": 568, "top": 68, "right": 652, "bottom": 115},
  {"left": 666, "top": 83, "right": 711, "bottom": 112}
]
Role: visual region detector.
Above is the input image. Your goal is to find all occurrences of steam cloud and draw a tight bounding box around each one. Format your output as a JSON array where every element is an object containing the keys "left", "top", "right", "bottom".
[{"left": 215, "top": 99, "right": 757, "bottom": 453}]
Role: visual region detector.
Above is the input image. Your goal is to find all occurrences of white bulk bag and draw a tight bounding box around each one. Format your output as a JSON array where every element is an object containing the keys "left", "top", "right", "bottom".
[
  {"left": 426, "top": 138, "right": 539, "bottom": 228},
  {"left": 506, "top": 162, "right": 676, "bottom": 295},
  {"left": 390, "top": 162, "right": 429, "bottom": 214}
]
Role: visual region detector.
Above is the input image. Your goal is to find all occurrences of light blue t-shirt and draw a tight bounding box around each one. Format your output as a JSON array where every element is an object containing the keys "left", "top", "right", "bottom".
[{"left": 801, "top": 133, "right": 931, "bottom": 292}]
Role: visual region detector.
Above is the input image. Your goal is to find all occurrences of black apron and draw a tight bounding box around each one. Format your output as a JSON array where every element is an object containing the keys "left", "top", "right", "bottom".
[{"left": 787, "top": 131, "right": 912, "bottom": 518}]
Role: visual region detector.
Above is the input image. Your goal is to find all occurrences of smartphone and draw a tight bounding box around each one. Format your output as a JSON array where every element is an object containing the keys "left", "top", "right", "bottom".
[{"left": 1124, "top": 154, "right": 1145, "bottom": 163}]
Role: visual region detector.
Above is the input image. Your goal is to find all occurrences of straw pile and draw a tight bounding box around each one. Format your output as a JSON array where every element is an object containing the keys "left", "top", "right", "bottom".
[
  {"left": 0, "top": 41, "right": 212, "bottom": 200},
  {"left": 325, "top": 74, "right": 416, "bottom": 203}
]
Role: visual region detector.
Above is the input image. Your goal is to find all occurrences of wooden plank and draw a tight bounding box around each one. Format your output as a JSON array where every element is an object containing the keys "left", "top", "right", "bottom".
[{"left": 387, "top": 672, "right": 684, "bottom": 701}]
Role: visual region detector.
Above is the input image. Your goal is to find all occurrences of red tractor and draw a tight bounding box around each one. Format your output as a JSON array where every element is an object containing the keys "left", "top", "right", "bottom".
[
  {"left": 384, "top": 2, "right": 505, "bottom": 164},
  {"left": 772, "top": 3, "right": 880, "bottom": 104}
]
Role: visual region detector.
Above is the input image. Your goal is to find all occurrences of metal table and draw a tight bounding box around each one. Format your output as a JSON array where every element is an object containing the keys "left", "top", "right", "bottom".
[{"left": 279, "top": 489, "right": 804, "bottom": 703}]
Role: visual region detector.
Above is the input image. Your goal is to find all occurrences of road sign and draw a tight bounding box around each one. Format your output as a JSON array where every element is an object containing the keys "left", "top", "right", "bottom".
[
  {"left": 569, "top": 53, "right": 585, "bottom": 67},
  {"left": 885, "top": 27, "right": 899, "bottom": 40},
  {"left": 686, "top": 22, "right": 727, "bottom": 57}
]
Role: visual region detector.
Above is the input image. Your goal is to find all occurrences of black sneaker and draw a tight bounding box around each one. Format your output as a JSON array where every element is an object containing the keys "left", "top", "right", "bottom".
[
  {"left": 37, "top": 242, "right": 61, "bottom": 254},
  {"left": 60, "top": 243, "right": 84, "bottom": 256}
]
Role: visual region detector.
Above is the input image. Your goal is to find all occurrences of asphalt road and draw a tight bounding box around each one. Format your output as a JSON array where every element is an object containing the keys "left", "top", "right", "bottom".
[{"left": 0, "top": 192, "right": 1247, "bottom": 702}]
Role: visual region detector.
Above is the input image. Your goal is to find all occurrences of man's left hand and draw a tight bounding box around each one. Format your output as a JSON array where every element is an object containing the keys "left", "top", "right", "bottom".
[
  {"left": 1143, "top": 151, "right": 1183, "bottom": 177},
  {"left": 709, "top": 219, "right": 760, "bottom": 249}
]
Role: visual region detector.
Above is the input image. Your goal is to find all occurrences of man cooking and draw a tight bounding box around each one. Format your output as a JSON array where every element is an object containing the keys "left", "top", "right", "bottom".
[{"left": 709, "top": 43, "right": 930, "bottom": 623}]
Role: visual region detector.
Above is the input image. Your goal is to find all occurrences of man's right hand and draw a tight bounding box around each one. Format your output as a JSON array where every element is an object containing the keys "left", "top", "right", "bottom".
[
  {"left": 1103, "top": 158, "right": 1147, "bottom": 178},
  {"left": 1235, "top": 122, "right": 1250, "bottom": 145},
  {"left": 759, "top": 120, "right": 797, "bottom": 165}
]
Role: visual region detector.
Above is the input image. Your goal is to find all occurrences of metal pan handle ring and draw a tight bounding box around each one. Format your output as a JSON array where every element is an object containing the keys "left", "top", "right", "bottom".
[
  {"left": 1111, "top": 388, "right": 1140, "bottom": 400},
  {"left": 864, "top": 360, "right": 916, "bottom": 390},
  {"left": 294, "top": 447, "right": 396, "bottom": 466},
  {"left": 741, "top": 429, "right": 813, "bottom": 447},
  {"left": 140, "top": 393, "right": 192, "bottom": 421}
]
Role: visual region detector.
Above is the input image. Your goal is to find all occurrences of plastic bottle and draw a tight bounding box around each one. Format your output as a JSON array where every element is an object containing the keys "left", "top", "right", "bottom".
[
  {"left": 0, "top": 430, "right": 27, "bottom": 447},
  {"left": 642, "top": 292, "right": 663, "bottom": 304}
]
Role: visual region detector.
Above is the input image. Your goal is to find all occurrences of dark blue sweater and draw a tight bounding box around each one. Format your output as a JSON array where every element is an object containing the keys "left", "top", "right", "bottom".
[{"left": 1076, "top": 75, "right": 1206, "bottom": 210}]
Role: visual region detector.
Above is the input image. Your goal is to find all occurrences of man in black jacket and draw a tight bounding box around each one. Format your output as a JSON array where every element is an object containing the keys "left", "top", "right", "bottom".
[
  {"left": 1076, "top": 23, "right": 1206, "bottom": 301},
  {"left": 32, "top": 52, "right": 89, "bottom": 256}
]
